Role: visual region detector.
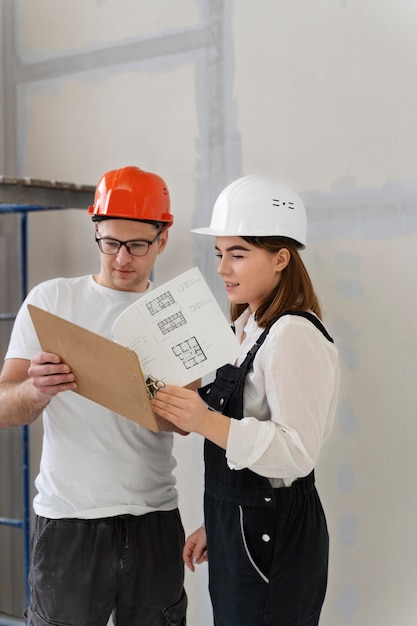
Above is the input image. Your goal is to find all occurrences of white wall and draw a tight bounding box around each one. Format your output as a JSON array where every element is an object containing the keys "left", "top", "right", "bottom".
[{"left": 1, "top": 0, "right": 417, "bottom": 624}]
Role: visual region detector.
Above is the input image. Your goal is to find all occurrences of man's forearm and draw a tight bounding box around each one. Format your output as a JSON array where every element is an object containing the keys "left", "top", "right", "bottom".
[{"left": 0, "top": 380, "right": 47, "bottom": 428}]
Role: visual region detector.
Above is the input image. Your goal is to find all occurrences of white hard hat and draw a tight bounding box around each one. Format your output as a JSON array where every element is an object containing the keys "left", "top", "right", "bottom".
[{"left": 192, "top": 175, "right": 307, "bottom": 248}]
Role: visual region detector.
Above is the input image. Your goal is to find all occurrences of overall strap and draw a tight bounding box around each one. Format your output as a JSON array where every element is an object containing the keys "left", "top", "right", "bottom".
[
  {"left": 242, "top": 310, "right": 334, "bottom": 369},
  {"left": 283, "top": 311, "right": 334, "bottom": 343},
  {"left": 203, "top": 310, "right": 332, "bottom": 507}
]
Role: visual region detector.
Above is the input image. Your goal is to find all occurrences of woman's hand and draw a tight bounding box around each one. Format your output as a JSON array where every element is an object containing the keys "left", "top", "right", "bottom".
[
  {"left": 150, "top": 385, "right": 231, "bottom": 448},
  {"left": 150, "top": 385, "right": 209, "bottom": 435},
  {"left": 183, "top": 526, "right": 208, "bottom": 572}
]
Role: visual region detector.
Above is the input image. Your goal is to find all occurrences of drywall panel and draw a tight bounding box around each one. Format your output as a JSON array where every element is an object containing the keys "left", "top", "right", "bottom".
[
  {"left": 230, "top": 2, "right": 417, "bottom": 617},
  {"left": 232, "top": 0, "right": 417, "bottom": 192},
  {"left": 20, "top": 58, "right": 199, "bottom": 285},
  {"left": 19, "top": 0, "right": 200, "bottom": 59},
  {"left": 3, "top": 0, "right": 416, "bottom": 624},
  {"left": 230, "top": 2, "right": 417, "bottom": 621},
  {"left": 304, "top": 231, "right": 417, "bottom": 625}
]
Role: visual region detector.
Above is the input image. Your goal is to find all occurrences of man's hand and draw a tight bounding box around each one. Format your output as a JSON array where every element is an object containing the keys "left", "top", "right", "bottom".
[{"left": 27, "top": 351, "right": 77, "bottom": 398}]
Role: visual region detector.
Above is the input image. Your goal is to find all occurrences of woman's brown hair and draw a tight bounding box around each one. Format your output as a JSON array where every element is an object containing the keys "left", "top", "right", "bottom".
[{"left": 230, "top": 237, "right": 322, "bottom": 328}]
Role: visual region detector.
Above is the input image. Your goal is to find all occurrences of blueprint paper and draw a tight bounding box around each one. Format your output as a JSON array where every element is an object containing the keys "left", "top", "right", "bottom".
[{"left": 111, "top": 267, "right": 240, "bottom": 387}]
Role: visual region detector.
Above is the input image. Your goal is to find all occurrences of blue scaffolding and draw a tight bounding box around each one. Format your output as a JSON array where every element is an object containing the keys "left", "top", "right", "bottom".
[{"left": 0, "top": 177, "right": 95, "bottom": 620}]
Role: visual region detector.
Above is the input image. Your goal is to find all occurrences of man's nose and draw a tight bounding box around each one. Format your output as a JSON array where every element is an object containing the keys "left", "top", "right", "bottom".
[{"left": 116, "top": 243, "right": 132, "bottom": 260}]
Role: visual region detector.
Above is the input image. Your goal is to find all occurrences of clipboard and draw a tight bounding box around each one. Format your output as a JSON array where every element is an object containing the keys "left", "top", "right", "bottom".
[{"left": 27, "top": 304, "right": 158, "bottom": 432}]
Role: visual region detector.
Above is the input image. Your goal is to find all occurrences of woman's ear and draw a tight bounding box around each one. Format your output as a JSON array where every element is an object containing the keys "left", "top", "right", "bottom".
[{"left": 275, "top": 248, "right": 291, "bottom": 271}]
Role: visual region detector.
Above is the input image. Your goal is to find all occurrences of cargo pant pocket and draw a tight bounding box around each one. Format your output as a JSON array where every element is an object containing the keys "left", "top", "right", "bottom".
[{"left": 162, "top": 589, "right": 187, "bottom": 625}]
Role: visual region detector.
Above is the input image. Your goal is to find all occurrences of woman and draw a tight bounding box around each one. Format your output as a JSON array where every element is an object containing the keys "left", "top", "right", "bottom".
[{"left": 151, "top": 175, "right": 340, "bottom": 626}]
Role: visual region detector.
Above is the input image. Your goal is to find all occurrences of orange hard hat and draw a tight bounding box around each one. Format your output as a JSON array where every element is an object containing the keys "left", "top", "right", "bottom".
[{"left": 88, "top": 166, "right": 173, "bottom": 226}]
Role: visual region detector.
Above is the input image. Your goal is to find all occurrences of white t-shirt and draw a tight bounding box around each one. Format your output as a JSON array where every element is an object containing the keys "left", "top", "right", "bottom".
[
  {"left": 226, "top": 309, "right": 340, "bottom": 487},
  {"left": 6, "top": 275, "right": 178, "bottom": 519}
]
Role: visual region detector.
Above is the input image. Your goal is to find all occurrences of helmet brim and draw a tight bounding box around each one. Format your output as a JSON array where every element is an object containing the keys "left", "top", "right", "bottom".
[
  {"left": 191, "top": 226, "right": 305, "bottom": 249},
  {"left": 191, "top": 226, "right": 222, "bottom": 235}
]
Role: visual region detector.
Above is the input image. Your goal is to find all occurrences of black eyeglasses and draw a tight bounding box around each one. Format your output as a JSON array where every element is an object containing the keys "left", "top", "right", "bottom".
[{"left": 95, "top": 231, "right": 161, "bottom": 257}]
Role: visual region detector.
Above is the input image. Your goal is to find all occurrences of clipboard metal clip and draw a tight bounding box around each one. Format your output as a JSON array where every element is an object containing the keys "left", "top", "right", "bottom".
[{"left": 145, "top": 375, "right": 165, "bottom": 399}]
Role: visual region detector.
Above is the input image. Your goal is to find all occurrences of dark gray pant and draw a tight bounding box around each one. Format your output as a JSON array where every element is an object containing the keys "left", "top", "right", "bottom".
[{"left": 25, "top": 510, "right": 187, "bottom": 625}]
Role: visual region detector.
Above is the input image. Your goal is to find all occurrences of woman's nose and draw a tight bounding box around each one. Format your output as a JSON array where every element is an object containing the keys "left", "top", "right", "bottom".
[{"left": 217, "top": 256, "right": 228, "bottom": 275}]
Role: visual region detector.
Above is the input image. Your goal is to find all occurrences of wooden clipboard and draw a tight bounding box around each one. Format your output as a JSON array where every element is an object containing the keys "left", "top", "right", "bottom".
[{"left": 27, "top": 304, "right": 158, "bottom": 432}]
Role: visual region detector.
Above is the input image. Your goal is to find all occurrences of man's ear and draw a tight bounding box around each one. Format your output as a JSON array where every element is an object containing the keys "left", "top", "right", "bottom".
[
  {"left": 275, "top": 247, "right": 291, "bottom": 271},
  {"left": 157, "top": 227, "right": 169, "bottom": 254}
]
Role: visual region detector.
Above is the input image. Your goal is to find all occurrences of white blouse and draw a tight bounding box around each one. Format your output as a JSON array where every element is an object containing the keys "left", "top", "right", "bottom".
[{"left": 226, "top": 309, "right": 340, "bottom": 487}]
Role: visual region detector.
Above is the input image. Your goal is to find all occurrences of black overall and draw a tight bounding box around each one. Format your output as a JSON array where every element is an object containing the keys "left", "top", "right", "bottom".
[{"left": 199, "top": 312, "right": 334, "bottom": 626}]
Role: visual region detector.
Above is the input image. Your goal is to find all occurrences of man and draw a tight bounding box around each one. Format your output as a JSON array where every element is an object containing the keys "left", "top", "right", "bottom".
[{"left": 0, "top": 166, "right": 187, "bottom": 625}]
